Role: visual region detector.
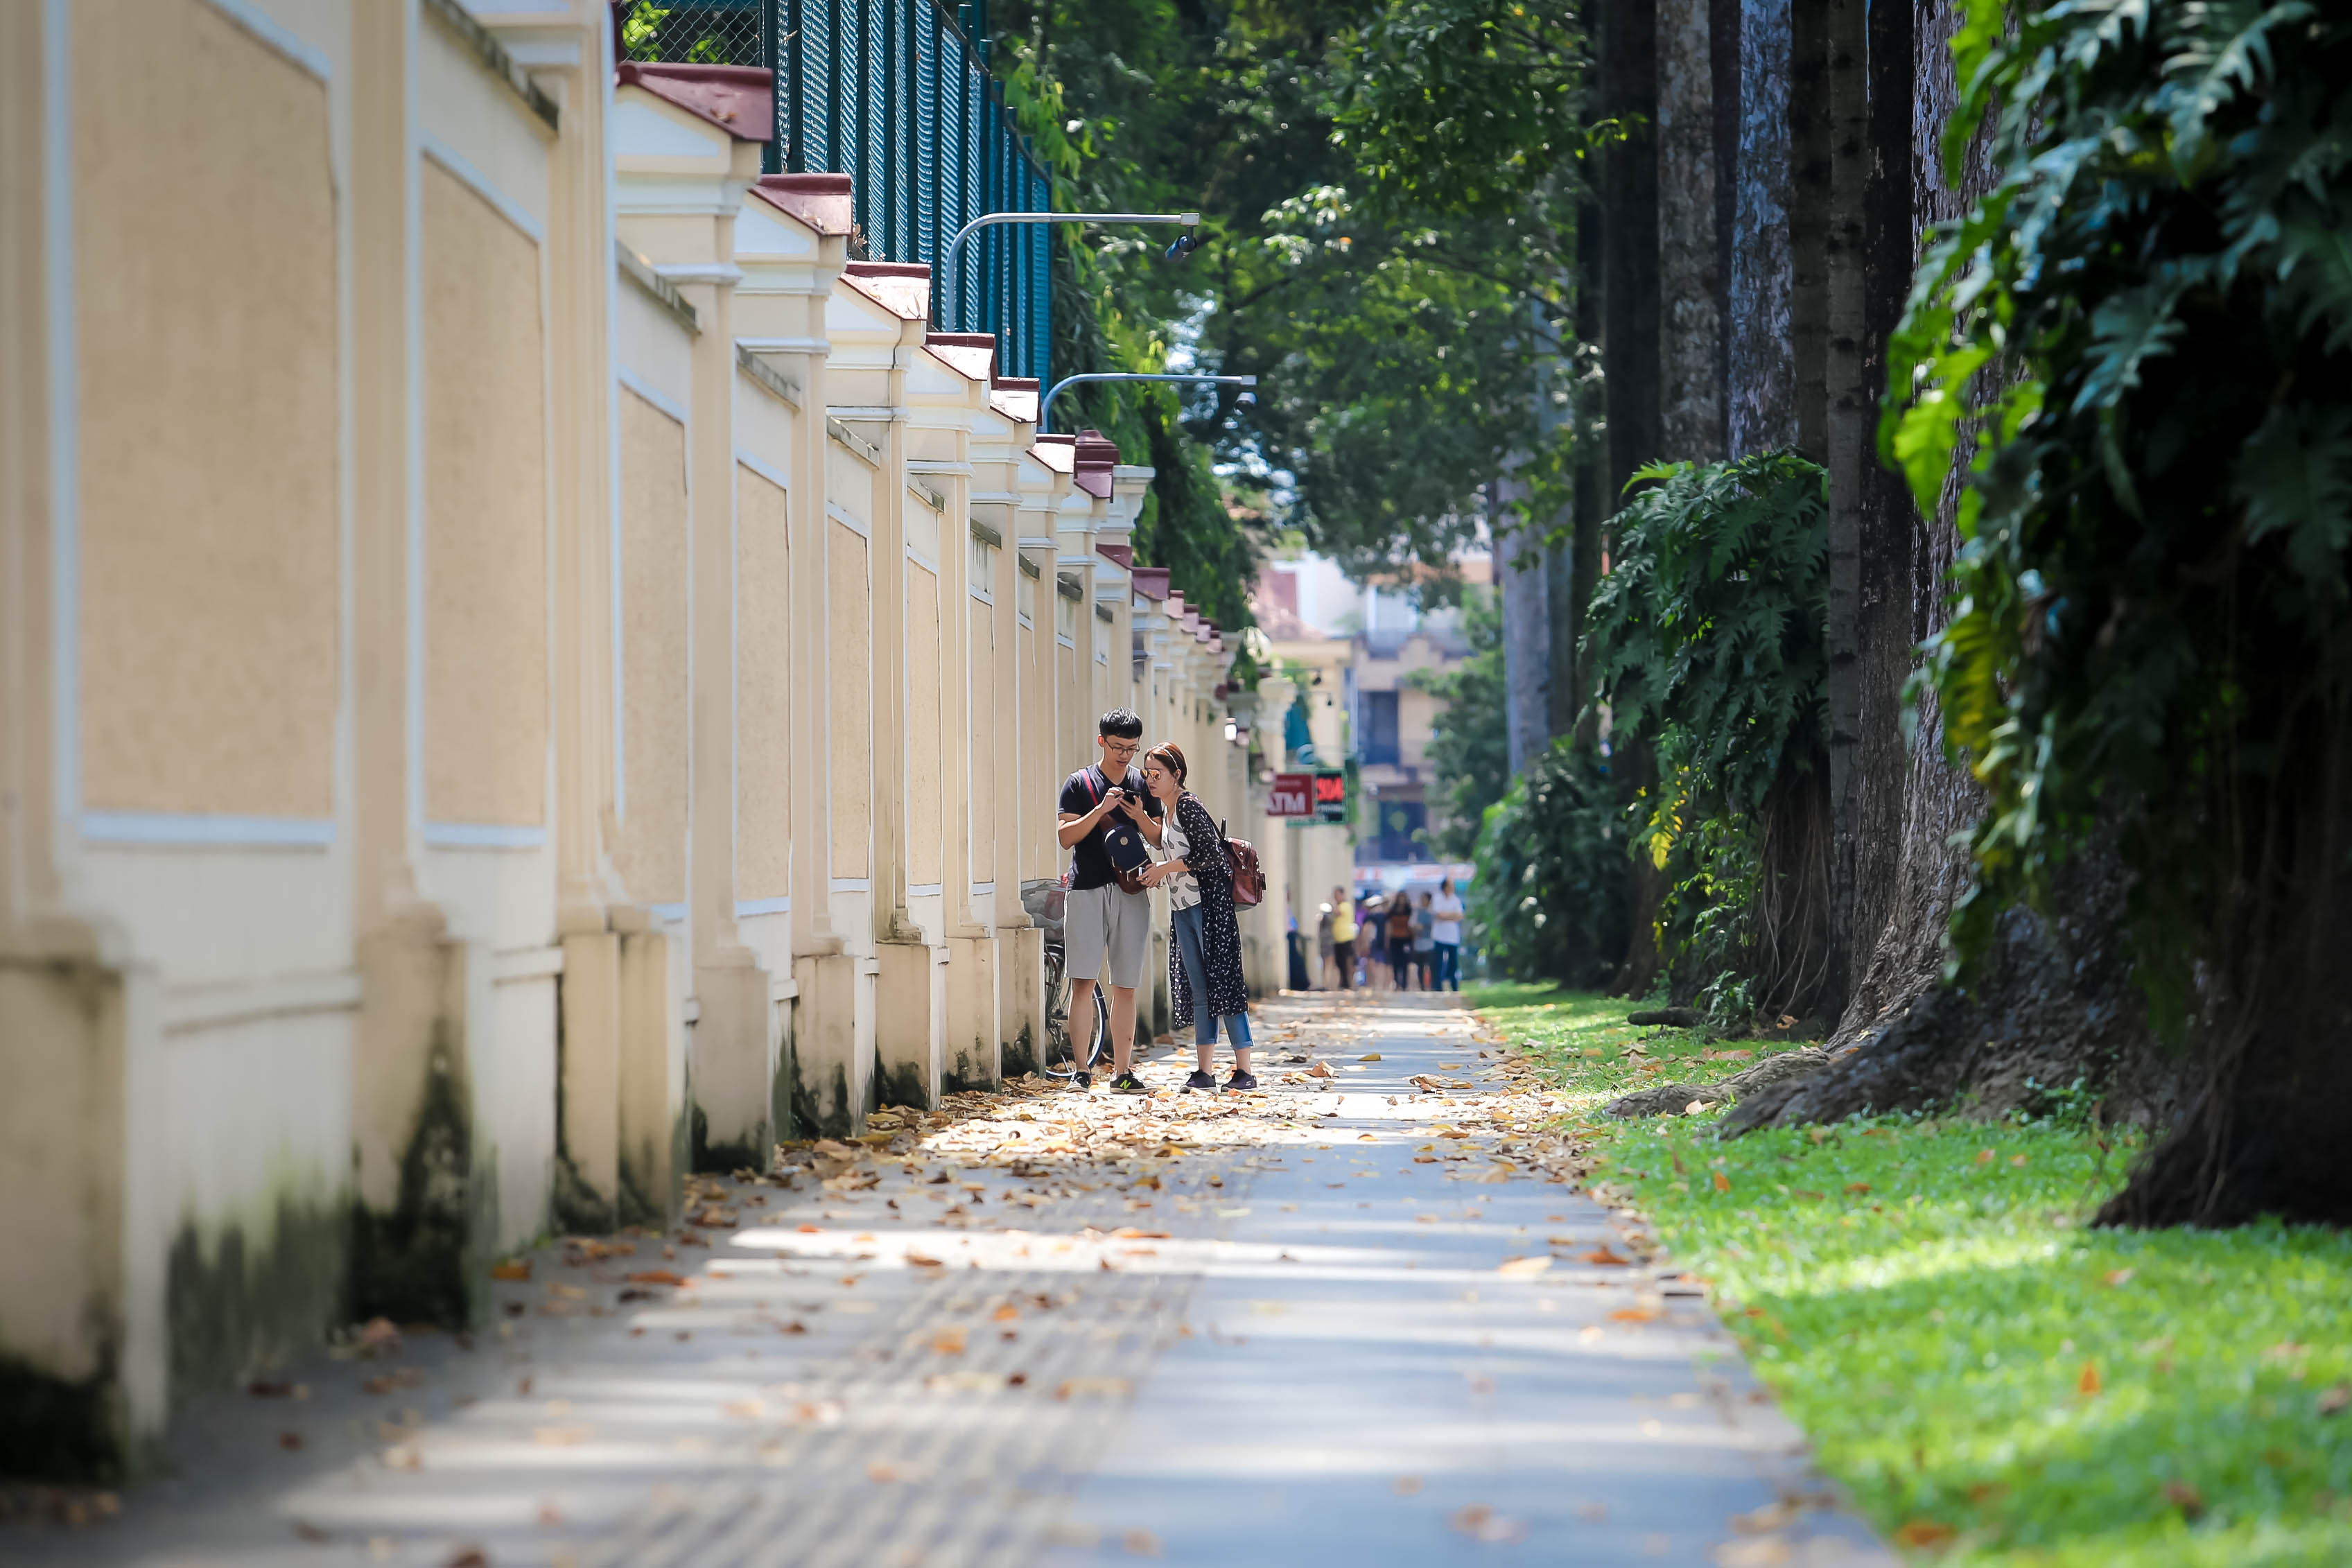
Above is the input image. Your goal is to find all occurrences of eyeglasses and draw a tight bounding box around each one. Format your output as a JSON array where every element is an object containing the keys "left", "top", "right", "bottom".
[{"left": 1101, "top": 739, "right": 1140, "bottom": 756}]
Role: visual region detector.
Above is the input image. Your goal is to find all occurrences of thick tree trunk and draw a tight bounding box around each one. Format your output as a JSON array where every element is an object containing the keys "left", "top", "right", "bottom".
[
  {"left": 1818, "top": 0, "right": 1870, "bottom": 1011},
  {"left": 1727, "top": 0, "right": 1795, "bottom": 457},
  {"left": 1836, "top": 0, "right": 1980, "bottom": 1040},
  {"left": 1657, "top": 0, "right": 1724, "bottom": 462},
  {"left": 1732, "top": 1, "right": 2179, "bottom": 1139},
  {"left": 1598, "top": 0, "right": 1669, "bottom": 993}
]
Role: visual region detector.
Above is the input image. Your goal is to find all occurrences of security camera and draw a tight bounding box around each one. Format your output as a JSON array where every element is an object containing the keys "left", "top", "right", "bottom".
[{"left": 1164, "top": 232, "right": 1202, "bottom": 263}]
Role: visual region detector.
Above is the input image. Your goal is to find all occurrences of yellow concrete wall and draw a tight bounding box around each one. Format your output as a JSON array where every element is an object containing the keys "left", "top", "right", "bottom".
[
  {"left": 828, "top": 520, "right": 871, "bottom": 878},
  {"left": 616, "top": 390, "right": 688, "bottom": 903},
  {"left": 423, "top": 160, "right": 548, "bottom": 826},
  {"left": 906, "top": 563, "right": 941, "bottom": 887},
  {"left": 968, "top": 602, "right": 995, "bottom": 885},
  {"left": 737, "top": 465, "right": 792, "bottom": 898},
  {"left": 74, "top": 0, "right": 338, "bottom": 818}
]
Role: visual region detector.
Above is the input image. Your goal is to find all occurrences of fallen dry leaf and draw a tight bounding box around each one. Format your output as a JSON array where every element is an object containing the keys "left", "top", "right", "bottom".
[
  {"left": 491, "top": 1261, "right": 531, "bottom": 1282},
  {"left": 1447, "top": 1505, "right": 1525, "bottom": 1544},
  {"left": 625, "top": 1269, "right": 687, "bottom": 1287},
  {"left": 1580, "top": 1246, "right": 1630, "bottom": 1266},
  {"left": 1845, "top": 1183, "right": 1872, "bottom": 1196},
  {"left": 930, "top": 1327, "right": 968, "bottom": 1355},
  {"left": 1359, "top": 1053, "right": 1383, "bottom": 1062},
  {"left": 1056, "top": 1377, "right": 1133, "bottom": 1400},
  {"left": 1712, "top": 1171, "right": 1732, "bottom": 1193},
  {"left": 2077, "top": 1361, "right": 2102, "bottom": 1397},
  {"left": 1392, "top": 1476, "right": 1425, "bottom": 1495},
  {"left": 1610, "top": 1304, "right": 1661, "bottom": 1323},
  {"left": 1892, "top": 1519, "right": 1956, "bottom": 1547},
  {"left": 1497, "top": 1257, "right": 1553, "bottom": 1278},
  {"left": 1122, "top": 1528, "right": 1162, "bottom": 1558},
  {"left": 2161, "top": 1479, "right": 2204, "bottom": 1519}
]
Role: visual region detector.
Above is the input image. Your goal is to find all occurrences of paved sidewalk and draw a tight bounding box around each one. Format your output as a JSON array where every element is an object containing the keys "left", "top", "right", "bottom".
[{"left": 8, "top": 994, "right": 1890, "bottom": 1567}]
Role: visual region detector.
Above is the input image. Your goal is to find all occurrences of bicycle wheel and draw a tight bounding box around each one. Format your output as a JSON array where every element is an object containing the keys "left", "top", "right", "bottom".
[{"left": 1042, "top": 946, "right": 1078, "bottom": 1079}]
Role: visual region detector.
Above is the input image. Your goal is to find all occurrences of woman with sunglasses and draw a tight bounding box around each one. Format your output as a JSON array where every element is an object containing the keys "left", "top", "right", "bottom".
[{"left": 1135, "top": 743, "right": 1255, "bottom": 1091}]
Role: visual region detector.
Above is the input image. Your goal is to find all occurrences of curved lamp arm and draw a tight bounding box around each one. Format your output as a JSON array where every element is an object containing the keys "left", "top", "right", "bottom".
[
  {"left": 1040, "top": 372, "right": 1257, "bottom": 434},
  {"left": 938, "top": 211, "right": 1199, "bottom": 327}
]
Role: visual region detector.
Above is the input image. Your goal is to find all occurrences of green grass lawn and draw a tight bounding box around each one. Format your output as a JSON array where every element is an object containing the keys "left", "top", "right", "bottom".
[{"left": 1471, "top": 982, "right": 2352, "bottom": 1565}]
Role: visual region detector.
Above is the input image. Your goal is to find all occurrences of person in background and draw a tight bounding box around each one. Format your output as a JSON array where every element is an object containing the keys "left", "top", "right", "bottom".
[
  {"left": 1386, "top": 894, "right": 1418, "bottom": 992},
  {"left": 1429, "top": 876, "right": 1465, "bottom": 991},
  {"left": 1329, "top": 890, "right": 1358, "bottom": 990},
  {"left": 1135, "top": 743, "right": 1255, "bottom": 1092},
  {"left": 1314, "top": 900, "right": 1337, "bottom": 990},
  {"left": 1352, "top": 893, "right": 1376, "bottom": 988},
  {"left": 1411, "top": 891, "right": 1436, "bottom": 992}
]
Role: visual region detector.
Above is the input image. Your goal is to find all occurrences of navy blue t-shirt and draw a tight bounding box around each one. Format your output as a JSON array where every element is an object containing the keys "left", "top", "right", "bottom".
[{"left": 1059, "top": 766, "right": 1162, "bottom": 890}]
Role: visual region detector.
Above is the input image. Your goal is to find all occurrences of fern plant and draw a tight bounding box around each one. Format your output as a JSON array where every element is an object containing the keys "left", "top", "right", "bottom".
[{"left": 1580, "top": 451, "right": 1833, "bottom": 1020}]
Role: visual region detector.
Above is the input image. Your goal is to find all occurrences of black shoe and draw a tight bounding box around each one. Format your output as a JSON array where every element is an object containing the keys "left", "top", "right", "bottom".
[
  {"left": 1224, "top": 1070, "right": 1258, "bottom": 1092},
  {"left": 1182, "top": 1070, "right": 1218, "bottom": 1092},
  {"left": 1070, "top": 1070, "right": 1092, "bottom": 1090},
  {"left": 1110, "top": 1071, "right": 1149, "bottom": 1095}
]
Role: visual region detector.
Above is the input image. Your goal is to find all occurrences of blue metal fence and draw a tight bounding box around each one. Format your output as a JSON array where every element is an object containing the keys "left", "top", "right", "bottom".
[{"left": 617, "top": 1, "right": 1052, "bottom": 378}]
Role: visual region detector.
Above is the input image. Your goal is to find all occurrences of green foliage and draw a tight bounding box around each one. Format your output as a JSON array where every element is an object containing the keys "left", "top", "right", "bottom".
[
  {"left": 994, "top": 0, "right": 1598, "bottom": 585},
  {"left": 1884, "top": 1, "right": 2352, "bottom": 1013},
  {"left": 1580, "top": 452, "right": 1832, "bottom": 1015},
  {"left": 1409, "top": 587, "right": 1509, "bottom": 857},
  {"left": 1467, "top": 740, "right": 1626, "bottom": 984},
  {"left": 1583, "top": 451, "right": 1831, "bottom": 815}
]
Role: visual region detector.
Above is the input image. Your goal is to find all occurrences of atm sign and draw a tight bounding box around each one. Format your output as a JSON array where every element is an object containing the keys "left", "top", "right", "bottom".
[{"left": 1266, "top": 772, "right": 1312, "bottom": 817}]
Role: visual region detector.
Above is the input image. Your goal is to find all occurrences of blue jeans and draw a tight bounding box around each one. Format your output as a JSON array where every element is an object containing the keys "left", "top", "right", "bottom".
[
  {"left": 1434, "top": 942, "right": 1461, "bottom": 991},
  {"left": 1171, "top": 903, "right": 1253, "bottom": 1048}
]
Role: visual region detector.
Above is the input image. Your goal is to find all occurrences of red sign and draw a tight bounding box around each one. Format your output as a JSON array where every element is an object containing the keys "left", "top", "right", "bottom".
[{"left": 1266, "top": 772, "right": 1313, "bottom": 817}]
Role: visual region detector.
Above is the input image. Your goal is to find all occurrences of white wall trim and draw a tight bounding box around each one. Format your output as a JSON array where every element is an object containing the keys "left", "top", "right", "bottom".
[
  {"left": 906, "top": 882, "right": 943, "bottom": 898},
  {"left": 970, "top": 881, "right": 996, "bottom": 896},
  {"left": 735, "top": 447, "right": 790, "bottom": 494},
  {"left": 647, "top": 900, "right": 687, "bottom": 923},
  {"left": 162, "top": 968, "right": 363, "bottom": 1035},
  {"left": 423, "top": 821, "right": 550, "bottom": 849},
  {"left": 735, "top": 896, "right": 791, "bottom": 916},
  {"left": 421, "top": 136, "right": 546, "bottom": 243},
  {"left": 828, "top": 877, "right": 871, "bottom": 893},
  {"left": 825, "top": 500, "right": 870, "bottom": 539},
  {"left": 617, "top": 367, "right": 690, "bottom": 426},
  {"left": 80, "top": 812, "right": 336, "bottom": 848},
  {"left": 200, "top": 0, "right": 336, "bottom": 80},
  {"left": 906, "top": 546, "right": 939, "bottom": 575},
  {"left": 490, "top": 944, "right": 565, "bottom": 983}
]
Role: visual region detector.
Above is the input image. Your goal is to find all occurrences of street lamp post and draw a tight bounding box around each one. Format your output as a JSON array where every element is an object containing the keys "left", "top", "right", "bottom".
[
  {"left": 1040, "top": 372, "right": 1257, "bottom": 434},
  {"left": 937, "top": 211, "right": 1199, "bottom": 329}
]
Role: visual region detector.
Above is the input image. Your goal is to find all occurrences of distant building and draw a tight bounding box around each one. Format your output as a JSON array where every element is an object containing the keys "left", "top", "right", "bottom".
[{"left": 1252, "top": 552, "right": 1490, "bottom": 869}]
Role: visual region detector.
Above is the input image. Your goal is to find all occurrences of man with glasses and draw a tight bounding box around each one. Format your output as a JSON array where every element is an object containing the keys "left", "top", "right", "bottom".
[{"left": 1056, "top": 708, "right": 1164, "bottom": 1092}]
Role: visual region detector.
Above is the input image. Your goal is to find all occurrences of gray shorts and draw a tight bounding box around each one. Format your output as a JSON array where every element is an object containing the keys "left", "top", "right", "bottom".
[{"left": 1064, "top": 883, "right": 1151, "bottom": 987}]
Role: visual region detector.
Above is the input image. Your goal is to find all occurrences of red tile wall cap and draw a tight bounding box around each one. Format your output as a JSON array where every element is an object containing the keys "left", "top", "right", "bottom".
[
  {"left": 837, "top": 266, "right": 930, "bottom": 321},
  {"left": 1072, "top": 426, "right": 1118, "bottom": 499},
  {"left": 992, "top": 375, "right": 1041, "bottom": 394},
  {"left": 1032, "top": 433, "right": 1078, "bottom": 448},
  {"left": 615, "top": 62, "right": 774, "bottom": 141},
  {"left": 1131, "top": 566, "right": 1172, "bottom": 602},
  {"left": 844, "top": 261, "right": 932, "bottom": 279},
  {"left": 1097, "top": 543, "right": 1134, "bottom": 569},
  {"left": 924, "top": 331, "right": 996, "bottom": 384},
  {"left": 749, "top": 173, "right": 853, "bottom": 235}
]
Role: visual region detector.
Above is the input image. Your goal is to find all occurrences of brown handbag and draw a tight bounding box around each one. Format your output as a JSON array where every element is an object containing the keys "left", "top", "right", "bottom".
[{"left": 1221, "top": 819, "right": 1265, "bottom": 908}]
